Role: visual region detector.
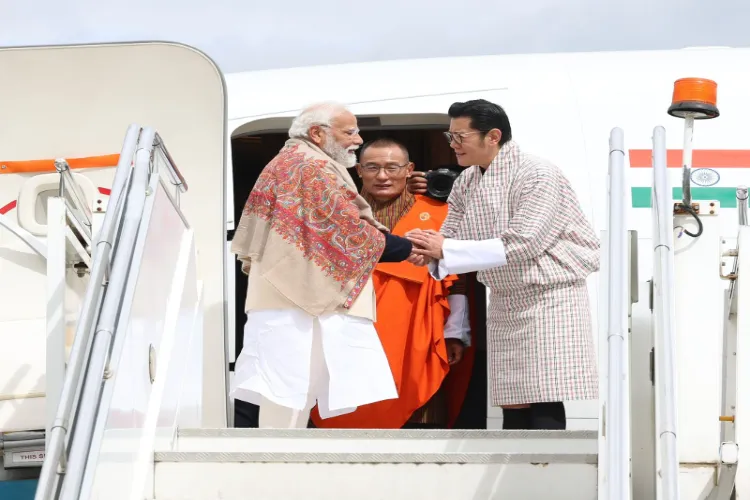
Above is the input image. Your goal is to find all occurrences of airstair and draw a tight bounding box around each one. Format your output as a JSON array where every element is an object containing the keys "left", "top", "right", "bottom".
[{"left": 0, "top": 69, "right": 748, "bottom": 500}]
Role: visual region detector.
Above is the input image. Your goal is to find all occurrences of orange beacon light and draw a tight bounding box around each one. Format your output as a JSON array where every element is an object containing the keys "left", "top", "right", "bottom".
[{"left": 667, "top": 77, "right": 720, "bottom": 207}]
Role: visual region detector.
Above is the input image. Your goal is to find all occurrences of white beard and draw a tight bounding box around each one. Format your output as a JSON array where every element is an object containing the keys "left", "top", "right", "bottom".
[{"left": 323, "top": 138, "right": 358, "bottom": 168}]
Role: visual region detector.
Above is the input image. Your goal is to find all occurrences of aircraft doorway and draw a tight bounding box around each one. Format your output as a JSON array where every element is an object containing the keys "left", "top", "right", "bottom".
[{"left": 228, "top": 124, "right": 488, "bottom": 430}]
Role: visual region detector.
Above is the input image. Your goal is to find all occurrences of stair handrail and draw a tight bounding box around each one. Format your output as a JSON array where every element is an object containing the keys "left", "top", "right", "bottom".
[
  {"left": 56, "top": 127, "right": 155, "bottom": 500},
  {"left": 651, "top": 125, "right": 681, "bottom": 500},
  {"left": 712, "top": 195, "right": 745, "bottom": 499},
  {"left": 727, "top": 186, "right": 748, "bottom": 297},
  {"left": 154, "top": 132, "right": 188, "bottom": 194},
  {"left": 54, "top": 158, "right": 94, "bottom": 241},
  {"left": 34, "top": 124, "right": 142, "bottom": 500},
  {"left": 605, "top": 127, "right": 631, "bottom": 500}
]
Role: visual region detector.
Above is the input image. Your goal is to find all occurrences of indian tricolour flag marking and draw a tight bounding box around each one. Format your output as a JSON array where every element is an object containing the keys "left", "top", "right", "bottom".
[{"left": 629, "top": 149, "right": 750, "bottom": 208}]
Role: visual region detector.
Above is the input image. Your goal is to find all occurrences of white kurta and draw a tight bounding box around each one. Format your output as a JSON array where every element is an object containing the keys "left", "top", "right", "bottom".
[
  {"left": 231, "top": 309, "right": 398, "bottom": 418},
  {"left": 429, "top": 141, "right": 600, "bottom": 406},
  {"left": 230, "top": 267, "right": 399, "bottom": 419}
]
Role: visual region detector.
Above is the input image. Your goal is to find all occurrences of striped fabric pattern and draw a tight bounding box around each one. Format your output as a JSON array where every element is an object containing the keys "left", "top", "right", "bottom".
[
  {"left": 362, "top": 190, "right": 416, "bottom": 231},
  {"left": 440, "top": 141, "right": 600, "bottom": 406}
]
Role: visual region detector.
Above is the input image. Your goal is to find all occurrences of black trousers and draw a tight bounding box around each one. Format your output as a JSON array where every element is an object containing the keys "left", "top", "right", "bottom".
[
  {"left": 501, "top": 402, "right": 566, "bottom": 430},
  {"left": 234, "top": 399, "right": 260, "bottom": 428}
]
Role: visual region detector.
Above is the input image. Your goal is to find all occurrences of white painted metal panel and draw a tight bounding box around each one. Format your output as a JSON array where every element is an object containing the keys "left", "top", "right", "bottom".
[
  {"left": 85, "top": 179, "right": 200, "bottom": 500},
  {"left": 673, "top": 204, "right": 725, "bottom": 463},
  {"left": 155, "top": 461, "right": 598, "bottom": 500},
  {"left": 0, "top": 42, "right": 228, "bottom": 427}
]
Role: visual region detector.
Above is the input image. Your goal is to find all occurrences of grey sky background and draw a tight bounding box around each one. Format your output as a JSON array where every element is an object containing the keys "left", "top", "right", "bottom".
[{"left": 2, "top": 0, "right": 749, "bottom": 74}]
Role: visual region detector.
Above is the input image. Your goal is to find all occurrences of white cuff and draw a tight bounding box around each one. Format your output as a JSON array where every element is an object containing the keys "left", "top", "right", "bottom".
[
  {"left": 444, "top": 294, "right": 471, "bottom": 346},
  {"left": 428, "top": 258, "right": 451, "bottom": 280},
  {"left": 440, "top": 238, "right": 507, "bottom": 275}
]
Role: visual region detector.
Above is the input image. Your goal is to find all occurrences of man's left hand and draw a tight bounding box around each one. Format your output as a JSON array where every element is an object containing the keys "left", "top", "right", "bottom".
[
  {"left": 445, "top": 339, "right": 465, "bottom": 365},
  {"left": 406, "top": 229, "right": 445, "bottom": 260},
  {"left": 406, "top": 171, "right": 428, "bottom": 195}
]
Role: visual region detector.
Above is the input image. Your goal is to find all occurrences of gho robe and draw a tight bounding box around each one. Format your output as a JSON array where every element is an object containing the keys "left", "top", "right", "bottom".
[{"left": 430, "top": 140, "right": 600, "bottom": 406}]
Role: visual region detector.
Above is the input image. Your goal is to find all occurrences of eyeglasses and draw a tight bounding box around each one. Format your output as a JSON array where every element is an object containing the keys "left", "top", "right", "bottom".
[
  {"left": 443, "top": 131, "right": 483, "bottom": 144},
  {"left": 359, "top": 163, "right": 410, "bottom": 176}
]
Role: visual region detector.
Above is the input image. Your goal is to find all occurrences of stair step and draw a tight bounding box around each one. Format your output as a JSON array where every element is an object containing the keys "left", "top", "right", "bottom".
[
  {"left": 154, "top": 456, "right": 597, "bottom": 500},
  {"left": 156, "top": 450, "right": 597, "bottom": 464},
  {"left": 168, "top": 428, "right": 598, "bottom": 455},
  {"left": 152, "top": 428, "right": 599, "bottom": 500}
]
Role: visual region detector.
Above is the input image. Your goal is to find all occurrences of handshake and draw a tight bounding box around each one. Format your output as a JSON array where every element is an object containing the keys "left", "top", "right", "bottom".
[{"left": 404, "top": 228, "right": 445, "bottom": 267}]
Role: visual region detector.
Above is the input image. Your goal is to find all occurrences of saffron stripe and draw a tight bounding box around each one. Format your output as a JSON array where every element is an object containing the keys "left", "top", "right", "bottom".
[
  {"left": 629, "top": 149, "right": 750, "bottom": 168},
  {"left": 631, "top": 187, "right": 749, "bottom": 208}
]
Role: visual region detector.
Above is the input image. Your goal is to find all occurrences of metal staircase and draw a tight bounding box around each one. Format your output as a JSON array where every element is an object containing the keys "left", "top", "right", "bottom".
[{"left": 28, "top": 125, "right": 202, "bottom": 500}]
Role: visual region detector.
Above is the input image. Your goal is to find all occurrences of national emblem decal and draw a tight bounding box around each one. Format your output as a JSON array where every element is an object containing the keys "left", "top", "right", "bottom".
[{"left": 690, "top": 168, "right": 720, "bottom": 187}]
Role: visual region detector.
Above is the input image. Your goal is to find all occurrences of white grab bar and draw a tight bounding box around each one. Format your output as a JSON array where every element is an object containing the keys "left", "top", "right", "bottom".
[
  {"left": 34, "top": 124, "right": 141, "bottom": 500},
  {"left": 651, "top": 125, "right": 681, "bottom": 500},
  {"left": 605, "top": 127, "right": 631, "bottom": 500}
]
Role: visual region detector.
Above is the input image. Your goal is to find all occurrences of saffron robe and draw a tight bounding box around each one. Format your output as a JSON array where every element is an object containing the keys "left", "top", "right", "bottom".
[{"left": 311, "top": 194, "right": 470, "bottom": 428}]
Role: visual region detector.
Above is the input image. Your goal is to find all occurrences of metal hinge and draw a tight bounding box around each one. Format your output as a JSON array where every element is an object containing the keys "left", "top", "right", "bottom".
[
  {"left": 650, "top": 348, "right": 655, "bottom": 386},
  {"left": 648, "top": 279, "right": 654, "bottom": 312}
]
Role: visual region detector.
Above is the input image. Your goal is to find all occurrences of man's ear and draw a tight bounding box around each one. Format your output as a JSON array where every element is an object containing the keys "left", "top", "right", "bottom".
[
  {"left": 355, "top": 163, "right": 363, "bottom": 178},
  {"left": 486, "top": 129, "right": 502, "bottom": 146},
  {"left": 406, "top": 162, "right": 415, "bottom": 175},
  {"left": 309, "top": 125, "right": 325, "bottom": 145}
]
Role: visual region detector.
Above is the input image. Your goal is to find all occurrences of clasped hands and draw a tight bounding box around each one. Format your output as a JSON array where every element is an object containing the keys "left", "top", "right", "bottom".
[{"left": 405, "top": 229, "right": 444, "bottom": 266}]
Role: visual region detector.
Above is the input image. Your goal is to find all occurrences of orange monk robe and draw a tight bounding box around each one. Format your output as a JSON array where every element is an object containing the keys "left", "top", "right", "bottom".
[{"left": 310, "top": 194, "right": 459, "bottom": 429}]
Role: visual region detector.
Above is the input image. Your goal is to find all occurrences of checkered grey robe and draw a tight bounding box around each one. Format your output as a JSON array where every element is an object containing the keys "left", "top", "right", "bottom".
[{"left": 441, "top": 140, "right": 600, "bottom": 406}]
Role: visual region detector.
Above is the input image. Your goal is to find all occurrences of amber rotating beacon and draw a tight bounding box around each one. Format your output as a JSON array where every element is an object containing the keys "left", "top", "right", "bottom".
[{"left": 667, "top": 78, "right": 720, "bottom": 207}]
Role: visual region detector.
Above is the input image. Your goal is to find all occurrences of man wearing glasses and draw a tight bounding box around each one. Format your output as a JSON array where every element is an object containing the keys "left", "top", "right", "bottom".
[
  {"left": 406, "top": 99, "right": 600, "bottom": 430},
  {"left": 311, "top": 138, "right": 472, "bottom": 430}
]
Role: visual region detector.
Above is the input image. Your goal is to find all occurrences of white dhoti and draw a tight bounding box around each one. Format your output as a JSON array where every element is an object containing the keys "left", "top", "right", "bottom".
[{"left": 230, "top": 308, "right": 398, "bottom": 428}]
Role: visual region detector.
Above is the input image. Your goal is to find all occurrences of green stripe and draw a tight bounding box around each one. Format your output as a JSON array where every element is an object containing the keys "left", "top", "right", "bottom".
[{"left": 631, "top": 187, "right": 749, "bottom": 208}]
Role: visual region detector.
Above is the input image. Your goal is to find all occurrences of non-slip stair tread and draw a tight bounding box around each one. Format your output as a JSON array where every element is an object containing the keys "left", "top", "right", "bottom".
[
  {"left": 155, "top": 451, "right": 598, "bottom": 464},
  {"left": 176, "top": 428, "right": 597, "bottom": 440}
]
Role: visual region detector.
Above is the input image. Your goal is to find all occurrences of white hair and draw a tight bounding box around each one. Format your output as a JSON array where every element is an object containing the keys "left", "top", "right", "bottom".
[{"left": 288, "top": 101, "right": 349, "bottom": 139}]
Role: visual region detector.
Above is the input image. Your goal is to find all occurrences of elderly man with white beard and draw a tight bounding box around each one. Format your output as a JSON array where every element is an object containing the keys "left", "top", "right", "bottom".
[{"left": 230, "top": 102, "right": 414, "bottom": 428}]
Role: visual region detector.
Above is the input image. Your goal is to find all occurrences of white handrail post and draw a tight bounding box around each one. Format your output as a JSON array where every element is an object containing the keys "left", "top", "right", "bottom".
[
  {"left": 651, "top": 125, "right": 681, "bottom": 500},
  {"left": 56, "top": 127, "right": 155, "bottom": 500},
  {"left": 605, "top": 127, "right": 631, "bottom": 500},
  {"left": 680, "top": 116, "right": 694, "bottom": 207},
  {"left": 45, "top": 197, "right": 67, "bottom": 450}
]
